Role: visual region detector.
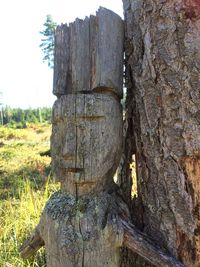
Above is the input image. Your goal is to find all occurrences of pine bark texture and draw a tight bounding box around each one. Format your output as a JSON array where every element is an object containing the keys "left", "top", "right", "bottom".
[{"left": 123, "top": 0, "right": 200, "bottom": 266}]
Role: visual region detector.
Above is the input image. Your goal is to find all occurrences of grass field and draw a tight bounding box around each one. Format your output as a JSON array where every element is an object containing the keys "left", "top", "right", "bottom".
[{"left": 0, "top": 123, "right": 59, "bottom": 267}]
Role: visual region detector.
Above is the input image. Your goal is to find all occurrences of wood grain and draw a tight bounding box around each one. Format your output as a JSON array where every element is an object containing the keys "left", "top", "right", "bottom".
[{"left": 53, "top": 7, "right": 124, "bottom": 98}]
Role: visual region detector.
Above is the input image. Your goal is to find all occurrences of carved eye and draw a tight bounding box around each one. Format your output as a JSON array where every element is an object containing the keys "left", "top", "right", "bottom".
[{"left": 76, "top": 115, "right": 105, "bottom": 121}]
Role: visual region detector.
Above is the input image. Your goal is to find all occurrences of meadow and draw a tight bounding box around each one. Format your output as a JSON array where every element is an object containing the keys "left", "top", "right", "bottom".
[{"left": 0, "top": 123, "right": 59, "bottom": 267}]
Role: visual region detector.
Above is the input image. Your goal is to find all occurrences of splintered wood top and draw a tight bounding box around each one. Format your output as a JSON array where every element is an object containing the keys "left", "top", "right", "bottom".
[{"left": 53, "top": 7, "right": 124, "bottom": 98}]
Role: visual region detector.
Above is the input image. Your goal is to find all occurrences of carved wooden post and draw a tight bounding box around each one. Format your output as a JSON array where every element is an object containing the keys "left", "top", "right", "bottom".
[
  {"left": 20, "top": 7, "right": 186, "bottom": 267},
  {"left": 43, "top": 8, "right": 125, "bottom": 266},
  {"left": 22, "top": 8, "right": 125, "bottom": 266}
]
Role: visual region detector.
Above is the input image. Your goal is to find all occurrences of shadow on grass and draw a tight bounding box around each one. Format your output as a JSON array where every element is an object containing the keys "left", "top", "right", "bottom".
[{"left": 0, "top": 164, "right": 52, "bottom": 200}]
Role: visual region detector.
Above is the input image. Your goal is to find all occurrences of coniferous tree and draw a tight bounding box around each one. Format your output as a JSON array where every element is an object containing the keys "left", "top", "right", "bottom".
[{"left": 40, "top": 15, "right": 57, "bottom": 68}]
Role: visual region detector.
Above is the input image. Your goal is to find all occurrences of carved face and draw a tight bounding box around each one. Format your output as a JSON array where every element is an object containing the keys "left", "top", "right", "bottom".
[{"left": 51, "top": 94, "right": 122, "bottom": 193}]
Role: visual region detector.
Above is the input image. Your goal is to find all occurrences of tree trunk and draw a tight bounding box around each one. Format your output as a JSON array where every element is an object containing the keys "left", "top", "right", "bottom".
[{"left": 122, "top": 0, "right": 200, "bottom": 266}]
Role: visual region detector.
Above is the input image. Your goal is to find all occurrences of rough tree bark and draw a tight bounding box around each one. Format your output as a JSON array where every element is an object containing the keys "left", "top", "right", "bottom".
[{"left": 122, "top": 0, "right": 200, "bottom": 266}]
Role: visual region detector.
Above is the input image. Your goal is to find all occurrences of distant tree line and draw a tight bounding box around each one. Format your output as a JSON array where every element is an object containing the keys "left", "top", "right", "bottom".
[{"left": 0, "top": 106, "right": 52, "bottom": 127}]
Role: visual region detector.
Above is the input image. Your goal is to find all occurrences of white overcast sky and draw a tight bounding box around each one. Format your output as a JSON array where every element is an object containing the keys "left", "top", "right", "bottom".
[{"left": 0, "top": 0, "right": 123, "bottom": 108}]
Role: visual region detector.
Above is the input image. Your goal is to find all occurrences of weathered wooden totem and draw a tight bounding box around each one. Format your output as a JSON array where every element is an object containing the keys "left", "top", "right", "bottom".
[{"left": 20, "top": 8, "right": 186, "bottom": 267}]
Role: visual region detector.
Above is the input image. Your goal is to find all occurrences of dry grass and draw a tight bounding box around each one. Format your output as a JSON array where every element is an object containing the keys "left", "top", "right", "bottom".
[{"left": 0, "top": 123, "right": 59, "bottom": 266}]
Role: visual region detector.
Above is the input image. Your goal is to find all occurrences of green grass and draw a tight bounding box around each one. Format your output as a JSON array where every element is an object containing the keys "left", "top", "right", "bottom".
[{"left": 0, "top": 123, "right": 59, "bottom": 266}]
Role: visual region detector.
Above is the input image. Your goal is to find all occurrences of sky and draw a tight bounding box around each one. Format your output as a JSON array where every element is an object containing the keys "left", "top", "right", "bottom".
[{"left": 0, "top": 0, "right": 123, "bottom": 108}]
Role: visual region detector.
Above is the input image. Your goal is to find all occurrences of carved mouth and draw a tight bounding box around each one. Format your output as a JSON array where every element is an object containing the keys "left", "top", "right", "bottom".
[
  {"left": 61, "top": 154, "right": 75, "bottom": 160},
  {"left": 65, "top": 167, "right": 84, "bottom": 173}
]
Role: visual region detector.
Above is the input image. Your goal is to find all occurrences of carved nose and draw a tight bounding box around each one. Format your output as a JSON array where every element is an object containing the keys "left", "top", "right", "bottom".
[{"left": 65, "top": 168, "right": 84, "bottom": 173}]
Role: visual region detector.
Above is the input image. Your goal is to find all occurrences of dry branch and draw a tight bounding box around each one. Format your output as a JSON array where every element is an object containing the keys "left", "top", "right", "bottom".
[
  {"left": 20, "top": 227, "right": 44, "bottom": 260},
  {"left": 122, "top": 219, "right": 186, "bottom": 267}
]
